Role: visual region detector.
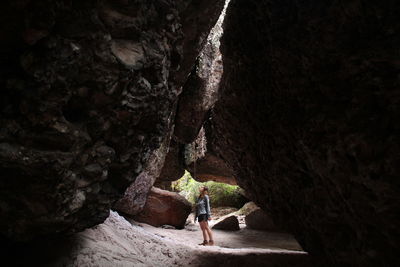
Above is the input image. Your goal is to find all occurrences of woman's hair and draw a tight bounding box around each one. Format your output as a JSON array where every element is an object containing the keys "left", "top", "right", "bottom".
[{"left": 198, "top": 186, "right": 209, "bottom": 198}]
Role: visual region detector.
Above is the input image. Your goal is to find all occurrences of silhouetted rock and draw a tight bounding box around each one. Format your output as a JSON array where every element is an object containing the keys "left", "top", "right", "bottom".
[
  {"left": 245, "top": 209, "right": 278, "bottom": 231},
  {"left": 213, "top": 215, "right": 240, "bottom": 231},
  {"left": 209, "top": 0, "right": 400, "bottom": 265}
]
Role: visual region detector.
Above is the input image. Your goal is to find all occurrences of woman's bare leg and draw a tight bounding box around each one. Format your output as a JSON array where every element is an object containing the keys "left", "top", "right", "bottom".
[
  {"left": 205, "top": 222, "right": 214, "bottom": 244},
  {"left": 199, "top": 221, "right": 209, "bottom": 243}
]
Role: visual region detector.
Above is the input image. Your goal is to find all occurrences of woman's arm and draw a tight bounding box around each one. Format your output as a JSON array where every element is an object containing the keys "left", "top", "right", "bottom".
[
  {"left": 205, "top": 195, "right": 211, "bottom": 220},
  {"left": 194, "top": 200, "right": 198, "bottom": 222}
]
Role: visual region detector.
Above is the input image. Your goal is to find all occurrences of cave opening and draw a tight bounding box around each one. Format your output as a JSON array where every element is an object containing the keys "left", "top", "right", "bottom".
[{"left": 139, "top": 169, "right": 304, "bottom": 252}]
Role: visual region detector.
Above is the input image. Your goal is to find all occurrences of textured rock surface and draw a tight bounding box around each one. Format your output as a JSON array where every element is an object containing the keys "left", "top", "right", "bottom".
[
  {"left": 174, "top": 13, "right": 224, "bottom": 144},
  {"left": 188, "top": 153, "right": 237, "bottom": 185},
  {"left": 185, "top": 126, "right": 237, "bottom": 185},
  {"left": 172, "top": 0, "right": 226, "bottom": 91},
  {"left": 212, "top": 215, "right": 240, "bottom": 231},
  {"left": 0, "top": 0, "right": 224, "bottom": 241},
  {"left": 171, "top": 2, "right": 236, "bottom": 185},
  {"left": 113, "top": 132, "right": 172, "bottom": 216},
  {"left": 132, "top": 187, "right": 192, "bottom": 229},
  {"left": 245, "top": 209, "right": 278, "bottom": 232},
  {"left": 209, "top": 0, "right": 400, "bottom": 266}
]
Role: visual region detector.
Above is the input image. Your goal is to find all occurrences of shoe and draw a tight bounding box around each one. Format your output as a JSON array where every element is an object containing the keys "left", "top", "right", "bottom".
[
  {"left": 207, "top": 240, "right": 214, "bottom": 246},
  {"left": 199, "top": 240, "right": 208, "bottom": 246}
]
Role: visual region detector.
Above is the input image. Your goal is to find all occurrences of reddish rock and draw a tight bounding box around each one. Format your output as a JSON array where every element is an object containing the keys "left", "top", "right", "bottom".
[
  {"left": 188, "top": 153, "right": 237, "bottom": 185},
  {"left": 133, "top": 187, "right": 192, "bottom": 229}
]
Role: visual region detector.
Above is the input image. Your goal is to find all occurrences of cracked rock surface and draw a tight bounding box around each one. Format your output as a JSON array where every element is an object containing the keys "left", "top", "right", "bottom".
[
  {"left": 209, "top": 0, "right": 400, "bottom": 266},
  {"left": 0, "top": 0, "right": 224, "bottom": 241}
]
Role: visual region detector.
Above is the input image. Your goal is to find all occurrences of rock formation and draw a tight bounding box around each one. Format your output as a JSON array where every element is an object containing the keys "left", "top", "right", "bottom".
[
  {"left": 184, "top": 125, "right": 237, "bottom": 185},
  {"left": 245, "top": 209, "right": 278, "bottom": 232},
  {"left": 208, "top": 0, "right": 400, "bottom": 266},
  {"left": 0, "top": 0, "right": 224, "bottom": 241},
  {"left": 174, "top": 12, "right": 224, "bottom": 144},
  {"left": 212, "top": 215, "right": 240, "bottom": 231},
  {"left": 166, "top": 1, "right": 238, "bottom": 186},
  {"left": 113, "top": 134, "right": 172, "bottom": 216},
  {"left": 132, "top": 187, "right": 192, "bottom": 229},
  {"left": 0, "top": 0, "right": 399, "bottom": 266}
]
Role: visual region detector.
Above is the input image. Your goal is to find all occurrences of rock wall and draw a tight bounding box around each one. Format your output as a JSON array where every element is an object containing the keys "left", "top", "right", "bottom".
[
  {"left": 210, "top": 0, "right": 400, "bottom": 266},
  {"left": 170, "top": 0, "right": 237, "bottom": 186},
  {"left": 0, "top": 0, "right": 224, "bottom": 241},
  {"left": 174, "top": 17, "right": 224, "bottom": 144},
  {"left": 113, "top": 127, "right": 172, "bottom": 216}
]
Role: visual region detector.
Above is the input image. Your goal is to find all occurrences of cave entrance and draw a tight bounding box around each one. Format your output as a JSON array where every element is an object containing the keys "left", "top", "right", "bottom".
[{"left": 135, "top": 170, "right": 303, "bottom": 252}]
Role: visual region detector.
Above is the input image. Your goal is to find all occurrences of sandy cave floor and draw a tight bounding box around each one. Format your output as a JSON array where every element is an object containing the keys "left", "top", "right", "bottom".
[
  {"left": 136, "top": 218, "right": 303, "bottom": 252},
  {"left": 4, "top": 211, "right": 312, "bottom": 267}
]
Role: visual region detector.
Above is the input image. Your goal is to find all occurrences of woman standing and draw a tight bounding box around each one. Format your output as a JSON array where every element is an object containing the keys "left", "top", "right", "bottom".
[{"left": 195, "top": 186, "right": 214, "bottom": 246}]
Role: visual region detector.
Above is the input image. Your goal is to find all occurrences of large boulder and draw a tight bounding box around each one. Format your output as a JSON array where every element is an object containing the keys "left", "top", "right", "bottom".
[
  {"left": 132, "top": 187, "right": 192, "bottom": 229},
  {"left": 0, "top": 0, "right": 225, "bottom": 241},
  {"left": 208, "top": 0, "right": 400, "bottom": 265},
  {"left": 188, "top": 153, "right": 237, "bottom": 185},
  {"left": 212, "top": 215, "right": 240, "bottom": 231},
  {"left": 245, "top": 209, "right": 278, "bottom": 232}
]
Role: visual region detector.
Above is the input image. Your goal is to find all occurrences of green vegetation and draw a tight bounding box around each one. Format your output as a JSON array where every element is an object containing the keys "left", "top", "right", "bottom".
[{"left": 171, "top": 171, "right": 248, "bottom": 208}]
